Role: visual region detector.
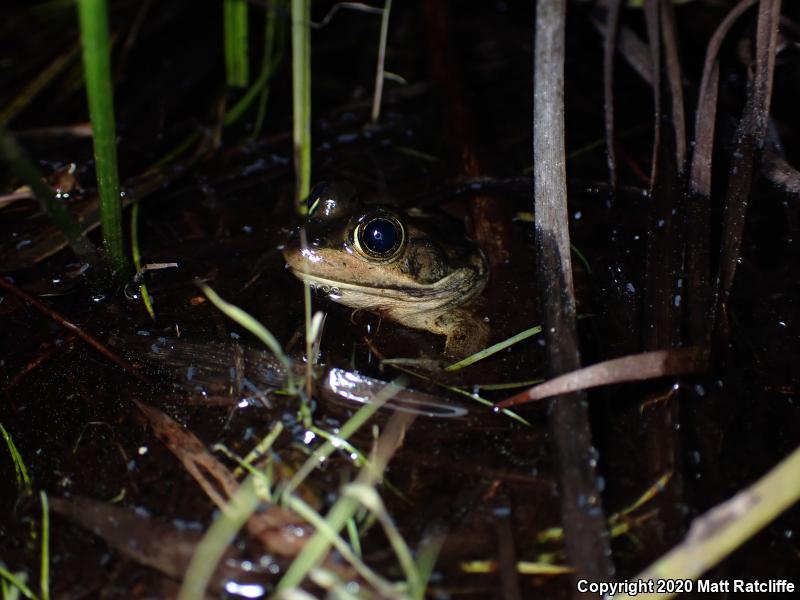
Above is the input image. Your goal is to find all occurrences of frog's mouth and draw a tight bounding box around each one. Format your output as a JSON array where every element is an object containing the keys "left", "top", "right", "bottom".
[{"left": 289, "top": 267, "right": 485, "bottom": 313}]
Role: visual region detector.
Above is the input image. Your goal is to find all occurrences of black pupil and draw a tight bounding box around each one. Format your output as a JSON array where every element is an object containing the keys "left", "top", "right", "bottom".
[{"left": 362, "top": 218, "right": 398, "bottom": 255}]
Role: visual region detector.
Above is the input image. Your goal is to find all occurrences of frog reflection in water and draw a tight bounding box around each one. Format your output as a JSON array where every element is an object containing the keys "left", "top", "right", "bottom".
[{"left": 282, "top": 182, "right": 490, "bottom": 357}]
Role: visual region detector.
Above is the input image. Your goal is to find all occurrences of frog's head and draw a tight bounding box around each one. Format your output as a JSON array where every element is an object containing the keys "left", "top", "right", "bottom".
[{"left": 282, "top": 182, "right": 488, "bottom": 319}]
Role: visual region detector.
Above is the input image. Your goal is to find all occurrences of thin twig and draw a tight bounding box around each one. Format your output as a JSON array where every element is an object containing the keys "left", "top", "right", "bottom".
[{"left": 0, "top": 277, "right": 149, "bottom": 384}]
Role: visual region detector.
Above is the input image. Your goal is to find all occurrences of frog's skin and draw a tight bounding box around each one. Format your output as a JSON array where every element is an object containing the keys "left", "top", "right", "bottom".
[{"left": 282, "top": 182, "right": 490, "bottom": 356}]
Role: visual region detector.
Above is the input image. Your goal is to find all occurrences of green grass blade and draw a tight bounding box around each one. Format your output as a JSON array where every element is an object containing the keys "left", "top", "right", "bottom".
[
  {"left": 291, "top": 0, "right": 311, "bottom": 212},
  {"left": 231, "top": 421, "right": 284, "bottom": 479},
  {"left": 76, "top": 0, "right": 125, "bottom": 273},
  {"left": 39, "top": 492, "right": 49, "bottom": 600},
  {"left": 570, "top": 243, "right": 592, "bottom": 275},
  {"left": 178, "top": 475, "right": 262, "bottom": 600},
  {"left": 615, "top": 444, "right": 800, "bottom": 600},
  {"left": 0, "top": 567, "right": 34, "bottom": 600},
  {"left": 225, "top": 1, "right": 283, "bottom": 127},
  {"left": 344, "top": 483, "right": 421, "bottom": 597},
  {"left": 384, "top": 365, "right": 532, "bottom": 426},
  {"left": 199, "top": 283, "right": 296, "bottom": 393},
  {"left": 130, "top": 202, "right": 155, "bottom": 319},
  {"left": 445, "top": 325, "right": 543, "bottom": 372},
  {"left": 414, "top": 534, "right": 444, "bottom": 600},
  {"left": 223, "top": 0, "right": 249, "bottom": 88},
  {"left": 0, "top": 423, "right": 32, "bottom": 496},
  {"left": 474, "top": 379, "right": 544, "bottom": 391},
  {"left": 283, "top": 378, "right": 406, "bottom": 496},
  {"left": 277, "top": 406, "right": 408, "bottom": 593},
  {"left": 282, "top": 495, "right": 398, "bottom": 596}
]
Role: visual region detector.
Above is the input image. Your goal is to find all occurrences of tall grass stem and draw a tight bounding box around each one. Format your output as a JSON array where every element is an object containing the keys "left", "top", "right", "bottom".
[
  {"left": 371, "top": 0, "right": 392, "bottom": 123},
  {"left": 291, "top": 0, "right": 312, "bottom": 212},
  {"left": 224, "top": 1, "right": 281, "bottom": 127},
  {"left": 39, "top": 491, "right": 50, "bottom": 600},
  {"left": 223, "top": 0, "right": 250, "bottom": 88},
  {"left": 76, "top": 0, "right": 125, "bottom": 273}
]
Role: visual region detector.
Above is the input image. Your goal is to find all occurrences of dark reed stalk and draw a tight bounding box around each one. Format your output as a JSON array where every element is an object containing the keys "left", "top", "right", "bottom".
[{"left": 532, "top": 0, "right": 614, "bottom": 589}]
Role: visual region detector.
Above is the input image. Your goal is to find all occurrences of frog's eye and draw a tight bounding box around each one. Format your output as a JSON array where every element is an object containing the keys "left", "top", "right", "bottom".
[{"left": 355, "top": 215, "right": 405, "bottom": 260}]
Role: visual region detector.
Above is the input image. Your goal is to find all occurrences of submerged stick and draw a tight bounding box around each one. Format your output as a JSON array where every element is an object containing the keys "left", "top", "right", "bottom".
[{"left": 0, "top": 277, "right": 148, "bottom": 385}]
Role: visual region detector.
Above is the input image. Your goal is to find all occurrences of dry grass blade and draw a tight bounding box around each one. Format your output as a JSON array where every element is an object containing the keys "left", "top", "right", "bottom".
[
  {"left": 134, "top": 401, "right": 239, "bottom": 507},
  {"left": 498, "top": 347, "right": 708, "bottom": 409},
  {"left": 591, "top": 9, "right": 654, "bottom": 85},
  {"left": 659, "top": 0, "right": 686, "bottom": 171},
  {"left": 715, "top": 0, "right": 782, "bottom": 338},
  {"left": 134, "top": 401, "right": 311, "bottom": 557},
  {"left": 618, "top": 26, "right": 654, "bottom": 84},
  {"left": 643, "top": 0, "right": 662, "bottom": 182},
  {"left": 687, "top": 0, "right": 758, "bottom": 345},
  {"left": 690, "top": 0, "right": 758, "bottom": 198}
]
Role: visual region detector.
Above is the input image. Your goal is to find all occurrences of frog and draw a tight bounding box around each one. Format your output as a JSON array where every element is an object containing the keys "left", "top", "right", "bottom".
[{"left": 282, "top": 182, "right": 490, "bottom": 357}]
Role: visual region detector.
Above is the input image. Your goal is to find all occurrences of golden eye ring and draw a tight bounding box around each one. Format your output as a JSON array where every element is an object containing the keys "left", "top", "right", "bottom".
[{"left": 353, "top": 213, "right": 405, "bottom": 260}]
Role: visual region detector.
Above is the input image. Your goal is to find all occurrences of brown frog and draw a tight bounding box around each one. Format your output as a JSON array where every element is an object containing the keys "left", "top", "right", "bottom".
[{"left": 282, "top": 182, "right": 490, "bottom": 356}]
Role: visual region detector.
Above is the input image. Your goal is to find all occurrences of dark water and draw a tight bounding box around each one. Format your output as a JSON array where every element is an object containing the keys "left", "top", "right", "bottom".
[{"left": 1, "top": 1, "right": 799, "bottom": 598}]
